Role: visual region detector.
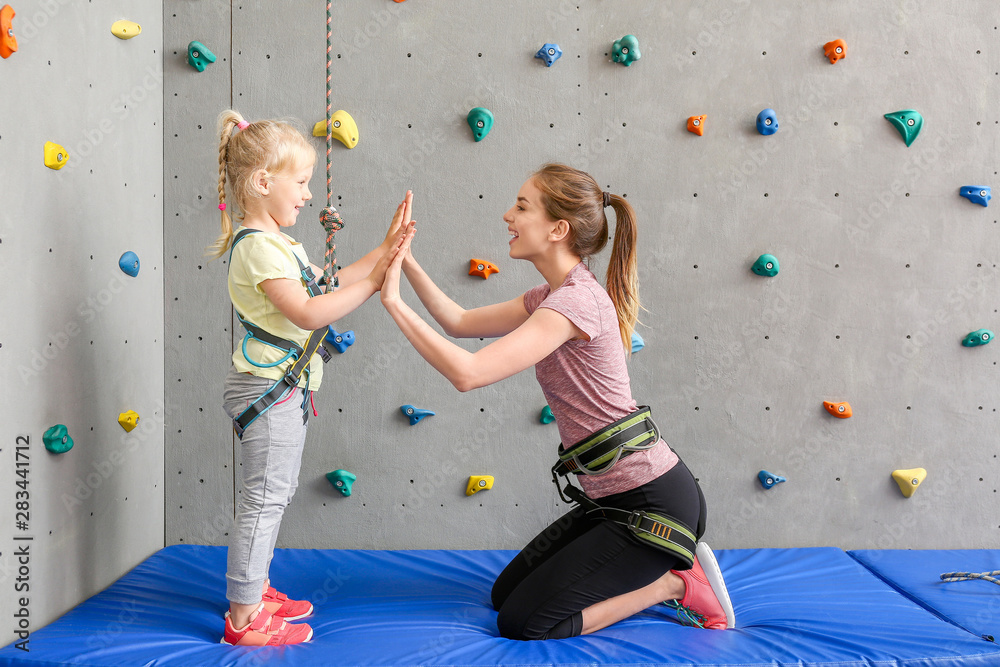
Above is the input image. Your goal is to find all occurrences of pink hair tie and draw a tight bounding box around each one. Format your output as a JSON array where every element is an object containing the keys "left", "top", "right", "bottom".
[
  {"left": 236, "top": 121, "right": 249, "bottom": 130},
  {"left": 218, "top": 203, "right": 227, "bottom": 211}
]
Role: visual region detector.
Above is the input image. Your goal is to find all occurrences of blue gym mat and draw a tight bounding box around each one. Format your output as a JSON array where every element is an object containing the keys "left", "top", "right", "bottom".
[
  {"left": 850, "top": 549, "right": 1000, "bottom": 644},
  {"left": 2, "top": 545, "right": 999, "bottom": 666}
]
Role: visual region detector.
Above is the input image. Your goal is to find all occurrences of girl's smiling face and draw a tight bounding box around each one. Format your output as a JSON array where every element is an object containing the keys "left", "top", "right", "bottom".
[{"left": 261, "top": 158, "right": 314, "bottom": 229}]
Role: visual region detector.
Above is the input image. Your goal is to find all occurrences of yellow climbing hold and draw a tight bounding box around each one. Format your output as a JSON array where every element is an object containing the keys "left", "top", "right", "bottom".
[
  {"left": 892, "top": 468, "right": 926, "bottom": 498},
  {"left": 312, "top": 110, "right": 358, "bottom": 149},
  {"left": 465, "top": 475, "right": 494, "bottom": 496},
  {"left": 117, "top": 410, "right": 140, "bottom": 432},
  {"left": 111, "top": 20, "right": 141, "bottom": 39},
  {"left": 44, "top": 141, "right": 69, "bottom": 170}
]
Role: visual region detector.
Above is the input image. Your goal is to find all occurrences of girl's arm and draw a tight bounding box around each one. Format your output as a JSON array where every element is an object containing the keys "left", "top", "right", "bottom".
[
  {"left": 382, "top": 238, "right": 583, "bottom": 392},
  {"left": 329, "top": 194, "right": 410, "bottom": 289},
  {"left": 402, "top": 255, "right": 530, "bottom": 339}
]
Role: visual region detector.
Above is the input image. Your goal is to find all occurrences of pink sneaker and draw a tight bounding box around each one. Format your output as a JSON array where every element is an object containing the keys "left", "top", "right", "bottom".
[
  {"left": 665, "top": 542, "right": 735, "bottom": 629},
  {"left": 222, "top": 604, "right": 313, "bottom": 646},
  {"left": 263, "top": 586, "right": 314, "bottom": 621}
]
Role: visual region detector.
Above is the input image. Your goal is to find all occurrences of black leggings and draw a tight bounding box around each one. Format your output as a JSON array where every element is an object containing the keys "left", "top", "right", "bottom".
[{"left": 491, "top": 458, "right": 705, "bottom": 640}]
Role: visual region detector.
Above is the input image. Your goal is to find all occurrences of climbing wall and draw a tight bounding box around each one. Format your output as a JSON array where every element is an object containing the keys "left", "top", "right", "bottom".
[
  {"left": 0, "top": 0, "right": 163, "bottom": 646},
  {"left": 164, "top": 1, "right": 998, "bottom": 552}
]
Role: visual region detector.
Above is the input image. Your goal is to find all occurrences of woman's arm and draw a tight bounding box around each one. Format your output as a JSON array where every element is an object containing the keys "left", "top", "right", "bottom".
[{"left": 402, "top": 255, "right": 530, "bottom": 338}]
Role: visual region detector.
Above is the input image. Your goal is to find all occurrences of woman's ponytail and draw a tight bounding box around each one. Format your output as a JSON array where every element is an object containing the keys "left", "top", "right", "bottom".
[{"left": 604, "top": 195, "right": 640, "bottom": 354}]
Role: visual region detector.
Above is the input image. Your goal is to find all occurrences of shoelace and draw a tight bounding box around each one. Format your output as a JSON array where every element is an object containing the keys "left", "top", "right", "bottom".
[{"left": 662, "top": 600, "right": 705, "bottom": 628}]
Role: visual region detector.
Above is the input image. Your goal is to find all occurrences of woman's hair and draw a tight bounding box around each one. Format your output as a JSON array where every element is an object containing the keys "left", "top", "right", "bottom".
[
  {"left": 531, "top": 163, "right": 641, "bottom": 354},
  {"left": 206, "top": 110, "right": 316, "bottom": 259}
]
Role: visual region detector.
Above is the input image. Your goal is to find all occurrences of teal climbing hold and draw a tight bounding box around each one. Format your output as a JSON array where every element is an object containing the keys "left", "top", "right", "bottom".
[
  {"left": 43, "top": 424, "right": 73, "bottom": 454},
  {"left": 325, "top": 469, "right": 356, "bottom": 497},
  {"left": 758, "top": 470, "right": 786, "bottom": 489},
  {"left": 119, "top": 251, "right": 140, "bottom": 277},
  {"left": 752, "top": 254, "right": 779, "bottom": 277},
  {"left": 962, "top": 329, "right": 993, "bottom": 347},
  {"left": 539, "top": 405, "right": 554, "bottom": 424},
  {"left": 631, "top": 332, "right": 645, "bottom": 353},
  {"left": 612, "top": 35, "right": 640, "bottom": 66},
  {"left": 467, "top": 107, "right": 494, "bottom": 142},
  {"left": 884, "top": 110, "right": 923, "bottom": 147},
  {"left": 401, "top": 404, "right": 435, "bottom": 425},
  {"left": 187, "top": 40, "right": 216, "bottom": 72}
]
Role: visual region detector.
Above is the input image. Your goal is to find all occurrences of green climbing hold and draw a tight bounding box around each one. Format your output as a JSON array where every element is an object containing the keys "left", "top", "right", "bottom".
[
  {"left": 612, "top": 34, "right": 641, "bottom": 66},
  {"left": 326, "top": 469, "right": 356, "bottom": 497},
  {"left": 540, "top": 406, "right": 554, "bottom": 424},
  {"left": 884, "top": 110, "right": 923, "bottom": 147},
  {"left": 467, "top": 107, "right": 494, "bottom": 142},
  {"left": 752, "top": 253, "right": 779, "bottom": 277},
  {"left": 43, "top": 424, "right": 73, "bottom": 454},
  {"left": 962, "top": 329, "right": 993, "bottom": 347}
]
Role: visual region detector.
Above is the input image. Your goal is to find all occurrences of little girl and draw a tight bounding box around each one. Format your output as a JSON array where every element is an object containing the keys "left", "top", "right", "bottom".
[
  {"left": 381, "top": 164, "right": 735, "bottom": 639},
  {"left": 208, "top": 110, "right": 408, "bottom": 646}
]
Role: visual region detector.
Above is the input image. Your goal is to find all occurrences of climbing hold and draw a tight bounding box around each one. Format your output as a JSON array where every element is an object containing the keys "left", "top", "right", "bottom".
[
  {"left": 962, "top": 329, "right": 994, "bottom": 347},
  {"left": 117, "top": 410, "right": 140, "bottom": 432},
  {"left": 535, "top": 43, "right": 562, "bottom": 67},
  {"left": 110, "top": 19, "right": 141, "bottom": 39},
  {"left": 401, "top": 404, "right": 435, "bottom": 425},
  {"left": 467, "top": 108, "right": 494, "bottom": 142},
  {"left": 686, "top": 115, "right": 706, "bottom": 136},
  {"left": 757, "top": 470, "right": 786, "bottom": 489},
  {"left": 469, "top": 259, "right": 499, "bottom": 279},
  {"left": 540, "top": 405, "right": 554, "bottom": 424},
  {"left": 891, "top": 468, "right": 926, "bottom": 498},
  {"left": 612, "top": 34, "right": 640, "bottom": 66},
  {"left": 631, "top": 332, "right": 644, "bottom": 353},
  {"left": 187, "top": 40, "right": 216, "bottom": 72},
  {"left": 43, "top": 425, "right": 73, "bottom": 454},
  {"left": 752, "top": 253, "right": 779, "bottom": 277},
  {"left": 756, "top": 109, "right": 778, "bottom": 135},
  {"left": 324, "top": 327, "right": 355, "bottom": 353},
  {"left": 312, "top": 110, "right": 359, "bottom": 149},
  {"left": 884, "top": 110, "right": 923, "bottom": 147},
  {"left": 465, "top": 475, "right": 494, "bottom": 496},
  {"left": 823, "top": 401, "right": 852, "bottom": 418},
  {"left": 43, "top": 141, "right": 69, "bottom": 170},
  {"left": 1, "top": 4, "right": 17, "bottom": 59},
  {"left": 325, "top": 469, "right": 356, "bottom": 497},
  {"left": 119, "top": 251, "right": 140, "bottom": 277},
  {"left": 959, "top": 186, "right": 991, "bottom": 207},
  {"left": 823, "top": 39, "right": 846, "bottom": 64}
]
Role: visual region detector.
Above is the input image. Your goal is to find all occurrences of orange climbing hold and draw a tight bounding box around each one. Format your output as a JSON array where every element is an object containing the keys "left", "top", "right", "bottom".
[
  {"left": 469, "top": 259, "right": 499, "bottom": 279},
  {"left": 823, "top": 401, "right": 852, "bottom": 418},
  {"left": 823, "top": 39, "right": 846, "bottom": 64},
  {"left": 1, "top": 5, "right": 17, "bottom": 59},
  {"left": 687, "top": 115, "right": 706, "bottom": 136}
]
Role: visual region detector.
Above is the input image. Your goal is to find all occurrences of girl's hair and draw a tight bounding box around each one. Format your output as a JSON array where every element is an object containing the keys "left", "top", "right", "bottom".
[
  {"left": 207, "top": 110, "right": 316, "bottom": 259},
  {"left": 531, "top": 163, "right": 640, "bottom": 354}
]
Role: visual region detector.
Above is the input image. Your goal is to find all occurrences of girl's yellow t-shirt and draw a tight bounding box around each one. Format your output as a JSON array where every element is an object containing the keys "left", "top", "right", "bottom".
[{"left": 228, "top": 226, "right": 324, "bottom": 391}]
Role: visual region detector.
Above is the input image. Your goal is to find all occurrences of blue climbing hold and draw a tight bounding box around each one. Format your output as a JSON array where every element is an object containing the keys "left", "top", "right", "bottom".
[
  {"left": 756, "top": 109, "right": 778, "bottom": 135},
  {"left": 758, "top": 470, "right": 786, "bottom": 489},
  {"left": 960, "top": 186, "right": 991, "bottom": 207},
  {"left": 401, "top": 404, "right": 435, "bottom": 425},
  {"left": 612, "top": 35, "right": 640, "bottom": 66},
  {"left": 962, "top": 329, "right": 994, "bottom": 347},
  {"left": 325, "top": 327, "right": 355, "bottom": 353},
  {"left": 325, "top": 469, "right": 356, "bottom": 497},
  {"left": 540, "top": 405, "right": 555, "bottom": 424},
  {"left": 43, "top": 424, "right": 73, "bottom": 454},
  {"left": 119, "top": 251, "right": 140, "bottom": 277},
  {"left": 752, "top": 254, "right": 779, "bottom": 277},
  {"left": 631, "top": 332, "right": 645, "bottom": 353},
  {"left": 535, "top": 43, "right": 562, "bottom": 67}
]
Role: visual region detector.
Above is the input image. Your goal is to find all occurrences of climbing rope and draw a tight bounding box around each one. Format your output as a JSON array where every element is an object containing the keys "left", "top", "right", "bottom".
[
  {"left": 940, "top": 570, "right": 1000, "bottom": 586},
  {"left": 319, "top": 0, "right": 344, "bottom": 290}
]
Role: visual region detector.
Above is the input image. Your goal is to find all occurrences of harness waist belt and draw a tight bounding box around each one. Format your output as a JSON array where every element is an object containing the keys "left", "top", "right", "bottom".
[{"left": 553, "top": 406, "right": 659, "bottom": 477}]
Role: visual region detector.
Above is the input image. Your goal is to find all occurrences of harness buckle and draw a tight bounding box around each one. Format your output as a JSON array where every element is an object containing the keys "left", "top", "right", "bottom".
[{"left": 626, "top": 510, "right": 647, "bottom": 532}]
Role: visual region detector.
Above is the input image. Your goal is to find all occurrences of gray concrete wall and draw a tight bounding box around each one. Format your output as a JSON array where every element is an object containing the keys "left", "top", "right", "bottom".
[
  {"left": 165, "top": 1, "right": 999, "bottom": 553},
  {"left": 0, "top": 0, "right": 163, "bottom": 648}
]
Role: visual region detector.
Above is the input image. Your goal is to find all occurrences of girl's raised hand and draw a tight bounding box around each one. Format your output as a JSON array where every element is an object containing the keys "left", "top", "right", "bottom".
[
  {"left": 369, "top": 222, "right": 416, "bottom": 293},
  {"left": 381, "top": 191, "right": 413, "bottom": 249},
  {"left": 380, "top": 222, "right": 416, "bottom": 307}
]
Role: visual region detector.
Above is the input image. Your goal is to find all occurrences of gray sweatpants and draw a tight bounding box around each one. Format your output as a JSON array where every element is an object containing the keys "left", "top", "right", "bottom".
[{"left": 222, "top": 366, "right": 310, "bottom": 604}]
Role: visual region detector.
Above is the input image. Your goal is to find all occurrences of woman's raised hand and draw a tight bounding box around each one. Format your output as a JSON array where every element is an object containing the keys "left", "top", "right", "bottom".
[
  {"left": 380, "top": 220, "right": 416, "bottom": 306},
  {"left": 381, "top": 190, "right": 413, "bottom": 249},
  {"left": 369, "top": 220, "right": 415, "bottom": 294}
]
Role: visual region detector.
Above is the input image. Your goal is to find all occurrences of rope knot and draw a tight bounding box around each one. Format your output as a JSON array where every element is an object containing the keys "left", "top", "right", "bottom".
[{"left": 319, "top": 207, "right": 344, "bottom": 232}]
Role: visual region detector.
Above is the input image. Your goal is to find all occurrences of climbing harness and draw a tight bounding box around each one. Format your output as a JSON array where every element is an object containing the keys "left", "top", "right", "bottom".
[
  {"left": 550, "top": 406, "right": 698, "bottom": 568},
  {"left": 319, "top": 0, "right": 344, "bottom": 289},
  {"left": 228, "top": 228, "right": 332, "bottom": 439}
]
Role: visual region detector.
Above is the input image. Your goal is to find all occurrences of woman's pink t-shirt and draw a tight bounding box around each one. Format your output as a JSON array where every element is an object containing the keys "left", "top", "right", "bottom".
[{"left": 523, "top": 262, "right": 677, "bottom": 498}]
